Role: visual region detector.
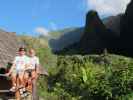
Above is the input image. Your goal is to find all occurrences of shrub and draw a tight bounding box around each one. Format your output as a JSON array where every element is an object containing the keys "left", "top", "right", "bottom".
[{"left": 45, "top": 54, "right": 133, "bottom": 100}]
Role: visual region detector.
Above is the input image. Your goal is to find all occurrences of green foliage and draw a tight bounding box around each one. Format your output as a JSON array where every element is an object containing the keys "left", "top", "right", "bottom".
[
  {"left": 49, "top": 28, "right": 78, "bottom": 38},
  {"left": 81, "top": 67, "right": 87, "bottom": 83},
  {"left": 45, "top": 54, "right": 133, "bottom": 100}
]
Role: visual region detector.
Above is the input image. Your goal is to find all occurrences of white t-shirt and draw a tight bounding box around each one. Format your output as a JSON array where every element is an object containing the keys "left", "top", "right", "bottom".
[
  {"left": 28, "top": 56, "right": 39, "bottom": 69},
  {"left": 13, "top": 55, "right": 29, "bottom": 72}
]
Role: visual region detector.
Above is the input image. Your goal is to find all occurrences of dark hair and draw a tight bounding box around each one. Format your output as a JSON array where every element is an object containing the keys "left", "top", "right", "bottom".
[{"left": 18, "top": 47, "right": 26, "bottom": 52}]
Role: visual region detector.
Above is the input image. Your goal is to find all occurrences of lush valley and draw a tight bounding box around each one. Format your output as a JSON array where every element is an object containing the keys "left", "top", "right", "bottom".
[{"left": 18, "top": 35, "right": 133, "bottom": 100}]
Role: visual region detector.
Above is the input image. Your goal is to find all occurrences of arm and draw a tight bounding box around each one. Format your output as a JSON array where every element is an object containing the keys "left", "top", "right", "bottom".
[
  {"left": 6, "top": 63, "right": 15, "bottom": 76},
  {"left": 6, "top": 57, "right": 16, "bottom": 76}
]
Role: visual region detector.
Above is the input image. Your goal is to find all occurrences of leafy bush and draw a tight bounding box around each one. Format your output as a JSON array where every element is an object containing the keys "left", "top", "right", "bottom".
[{"left": 45, "top": 54, "right": 133, "bottom": 100}]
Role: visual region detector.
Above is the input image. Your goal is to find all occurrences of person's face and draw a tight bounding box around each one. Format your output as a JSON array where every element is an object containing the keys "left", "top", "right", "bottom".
[
  {"left": 18, "top": 50, "right": 25, "bottom": 56},
  {"left": 29, "top": 50, "right": 35, "bottom": 57}
]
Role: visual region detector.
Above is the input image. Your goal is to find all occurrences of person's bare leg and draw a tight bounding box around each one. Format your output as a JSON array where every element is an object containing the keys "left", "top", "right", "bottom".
[
  {"left": 19, "top": 72, "right": 25, "bottom": 87},
  {"left": 15, "top": 90, "right": 21, "bottom": 100},
  {"left": 11, "top": 74, "right": 17, "bottom": 87},
  {"left": 10, "top": 73, "right": 17, "bottom": 91},
  {"left": 13, "top": 73, "right": 21, "bottom": 100},
  {"left": 23, "top": 72, "right": 29, "bottom": 87}
]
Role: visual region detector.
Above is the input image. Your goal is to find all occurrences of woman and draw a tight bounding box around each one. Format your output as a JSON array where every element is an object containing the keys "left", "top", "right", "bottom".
[{"left": 6, "top": 47, "right": 29, "bottom": 91}]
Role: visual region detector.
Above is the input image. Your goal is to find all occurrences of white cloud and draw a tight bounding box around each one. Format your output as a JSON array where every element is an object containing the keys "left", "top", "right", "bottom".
[
  {"left": 86, "top": 0, "right": 131, "bottom": 16},
  {"left": 35, "top": 27, "right": 50, "bottom": 37}
]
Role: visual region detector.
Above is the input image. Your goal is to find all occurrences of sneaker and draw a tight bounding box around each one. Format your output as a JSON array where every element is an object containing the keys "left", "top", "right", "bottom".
[
  {"left": 21, "top": 92, "right": 28, "bottom": 98},
  {"left": 19, "top": 89, "right": 23, "bottom": 94},
  {"left": 10, "top": 86, "right": 16, "bottom": 92},
  {"left": 21, "top": 94, "right": 25, "bottom": 98},
  {"left": 24, "top": 92, "right": 28, "bottom": 97},
  {"left": 23, "top": 87, "right": 26, "bottom": 92}
]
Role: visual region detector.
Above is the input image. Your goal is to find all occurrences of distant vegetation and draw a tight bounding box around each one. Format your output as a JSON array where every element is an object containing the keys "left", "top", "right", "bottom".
[
  {"left": 49, "top": 27, "right": 84, "bottom": 52},
  {"left": 49, "top": 28, "right": 80, "bottom": 38}
]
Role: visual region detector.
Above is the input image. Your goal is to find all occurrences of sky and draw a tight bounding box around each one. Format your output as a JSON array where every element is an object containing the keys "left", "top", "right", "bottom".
[{"left": 0, "top": 0, "right": 131, "bottom": 36}]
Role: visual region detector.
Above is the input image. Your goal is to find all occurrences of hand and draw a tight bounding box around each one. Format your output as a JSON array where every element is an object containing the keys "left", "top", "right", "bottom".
[
  {"left": 5, "top": 73, "right": 11, "bottom": 76},
  {"left": 44, "top": 71, "right": 49, "bottom": 76}
]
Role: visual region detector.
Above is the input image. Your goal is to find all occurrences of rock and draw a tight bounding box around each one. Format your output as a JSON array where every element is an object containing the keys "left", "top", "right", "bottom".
[
  {"left": 120, "top": 0, "right": 133, "bottom": 55},
  {"left": 49, "top": 28, "right": 84, "bottom": 52},
  {"left": 103, "top": 15, "right": 121, "bottom": 36},
  {"left": 56, "top": 10, "right": 118, "bottom": 55},
  {"left": 52, "top": 0, "right": 133, "bottom": 56},
  {"left": 79, "top": 11, "right": 117, "bottom": 54}
]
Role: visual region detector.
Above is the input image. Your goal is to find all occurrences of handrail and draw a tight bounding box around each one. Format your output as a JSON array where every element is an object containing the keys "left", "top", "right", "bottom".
[
  {"left": 0, "top": 90, "right": 10, "bottom": 93},
  {"left": 0, "top": 74, "right": 8, "bottom": 77}
]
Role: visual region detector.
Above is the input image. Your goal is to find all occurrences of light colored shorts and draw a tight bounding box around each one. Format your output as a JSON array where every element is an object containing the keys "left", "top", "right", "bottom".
[{"left": 12, "top": 67, "right": 25, "bottom": 76}]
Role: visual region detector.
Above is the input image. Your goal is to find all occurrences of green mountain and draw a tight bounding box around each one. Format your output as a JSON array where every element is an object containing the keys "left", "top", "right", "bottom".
[
  {"left": 49, "top": 28, "right": 79, "bottom": 38},
  {"left": 49, "top": 27, "right": 84, "bottom": 52},
  {"left": 48, "top": 14, "right": 120, "bottom": 54}
]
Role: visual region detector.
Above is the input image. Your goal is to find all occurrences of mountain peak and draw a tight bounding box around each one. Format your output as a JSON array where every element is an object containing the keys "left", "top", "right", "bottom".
[
  {"left": 85, "top": 10, "right": 100, "bottom": 28},
  {"left": 86, "top": 10, "right": 98, "bottom": 18}
]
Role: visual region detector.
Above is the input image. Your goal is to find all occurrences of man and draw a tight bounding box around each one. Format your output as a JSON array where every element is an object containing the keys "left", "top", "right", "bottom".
[
  {"left": 6, "top": 47, "right": 29, "bottom": 92},
  {"left": 23, "top": 48, "right": 40, "bottom": 100},
  {"left": 24, "top": 49, "right": 40, "bottom": 81}
]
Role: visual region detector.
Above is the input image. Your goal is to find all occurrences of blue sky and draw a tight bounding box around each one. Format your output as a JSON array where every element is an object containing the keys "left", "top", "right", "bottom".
[{"left": 0, "top": 0, "right": 130, "bottom": 36}]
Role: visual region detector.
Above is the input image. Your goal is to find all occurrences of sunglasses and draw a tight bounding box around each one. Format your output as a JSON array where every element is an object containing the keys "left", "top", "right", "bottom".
[{"left": 19, "top": 50, "right": 25, "bottom": 52}]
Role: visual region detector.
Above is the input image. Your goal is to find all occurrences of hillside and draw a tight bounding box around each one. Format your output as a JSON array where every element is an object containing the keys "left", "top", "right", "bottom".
[
  {"left": 49, "top": 27, "right": 84, "bottom": 52},
  {"left": 120, "top": 0, "right": 133, "bottom": 56},
  {"left": 49, "top": 14, "right": 120, "bottom": 54},
  {"left": 103, "top": 15, "right": 121, "bottom": 35},
  {"left": 51, "top": 0, "right": 133, "bottom": 56},
  {"left": 49, "top": 28, "right": 80, "bottom": 38},
  {"left": 40, "top": 54, "right": 133, "bottom": 100},
  {"left": 54, "top": 10, "right": 119, "bottom": 55},
  {"left": 15, "top": 34, "right": 133, "bottom": 100}
]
